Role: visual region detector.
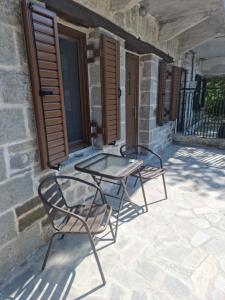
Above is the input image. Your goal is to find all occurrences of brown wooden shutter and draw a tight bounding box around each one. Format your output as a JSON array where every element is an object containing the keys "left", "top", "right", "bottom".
[
  {"left": 170, "top": 66, "right": 182, "bottom": 121},
  {"left": 21, "top": 1, "right": 69, "bottom": 169},
  {"left": 157, "top": 61, "right": 167, "bottom": 126},
  {"left": 100, "top": 35, "right": 120, "bottom": 144}
]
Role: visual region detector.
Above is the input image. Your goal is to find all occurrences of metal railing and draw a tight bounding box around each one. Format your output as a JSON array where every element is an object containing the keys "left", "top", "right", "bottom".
[{"left": 177, "top": 87, "right": 225, "bottom": 138}]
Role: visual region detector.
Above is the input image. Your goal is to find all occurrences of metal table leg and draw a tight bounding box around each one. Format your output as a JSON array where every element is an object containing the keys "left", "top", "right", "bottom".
[
  {"left": 92, "top": 175, "right": 139, "bottom": 241},
  {"left": 92, "top": 175, "right": 102, "bottom": 203},
  {"left": 114, "top": 178, "right": 127, "bottom": 241}
]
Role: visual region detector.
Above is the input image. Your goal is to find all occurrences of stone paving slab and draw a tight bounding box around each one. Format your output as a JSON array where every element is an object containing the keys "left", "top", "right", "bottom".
[{"left": 1, "top": 145, "right": 225, "bottom": 300}]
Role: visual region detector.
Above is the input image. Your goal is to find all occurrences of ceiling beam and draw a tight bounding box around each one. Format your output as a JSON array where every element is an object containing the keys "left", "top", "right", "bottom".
[
  {"left": 44, "top": 0, "right": 173, "bottom": 62},
  {"left": 159, "top": 13, "right": 209, "bottom": 42},
  {"left": 178, "top": 17, "right": 224, "bottom": 53}
]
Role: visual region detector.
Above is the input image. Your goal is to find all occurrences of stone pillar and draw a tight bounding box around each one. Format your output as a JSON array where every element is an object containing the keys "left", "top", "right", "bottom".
[
  {"left": 139, "top": 54, "right": 159, "bottom": 149},
  {"left": 139, "top": 54, "right": 174, "bottom": 153}
]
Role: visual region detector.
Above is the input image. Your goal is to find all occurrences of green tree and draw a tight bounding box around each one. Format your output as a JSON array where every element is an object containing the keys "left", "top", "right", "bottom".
[{"left": 205, "top": 78, "right": 225, "bottom": 116}]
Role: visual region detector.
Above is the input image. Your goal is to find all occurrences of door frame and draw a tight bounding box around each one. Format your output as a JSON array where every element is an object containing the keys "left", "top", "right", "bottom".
[
  {"left": 125, "top": 51, "right": 139, "bottom": 146},
  {"left": 58, "top": 24, "right": 90, "bottom": 151}
]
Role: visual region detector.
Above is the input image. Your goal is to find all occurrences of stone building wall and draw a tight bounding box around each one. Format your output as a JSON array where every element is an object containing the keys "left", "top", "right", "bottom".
[
  {"left": 0, "top": 1, "right": 127, "bottom": 283},
  {"left": 0, "top": 0, "right": 192, "bottom": 283}
]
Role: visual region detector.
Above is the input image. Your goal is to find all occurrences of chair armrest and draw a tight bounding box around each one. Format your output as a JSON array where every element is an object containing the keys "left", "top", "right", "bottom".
[
  {"left": 138, "top": 145, "right": 163, "bottom": 168},
  {"left": 55, "top": 175, "right": 107, "bottom": 206}
]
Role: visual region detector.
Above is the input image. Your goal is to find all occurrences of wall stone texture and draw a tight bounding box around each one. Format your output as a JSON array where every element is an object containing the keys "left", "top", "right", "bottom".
[
  {"left": 0, "top": 0, "right": 191, "bottom": 283},
  {"left": 139, "top": 54, "right": 175, "bottom": 152}
]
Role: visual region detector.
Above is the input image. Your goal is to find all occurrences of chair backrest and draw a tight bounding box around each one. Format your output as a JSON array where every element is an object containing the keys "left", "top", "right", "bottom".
[
  {"left": 120, "top": 144, "right": 138, "bottom": 159},
  {"left": 38, "top": 176, "right": 68, "bottom": 230}
]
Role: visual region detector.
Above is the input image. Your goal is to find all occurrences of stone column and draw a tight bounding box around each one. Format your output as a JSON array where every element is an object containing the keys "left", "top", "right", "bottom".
[
  {"left": 139, "top": 54, "right": 174, "bottom": 153},
  {"left": 139, "top": 54, "right": 159, "bottom": 150}
]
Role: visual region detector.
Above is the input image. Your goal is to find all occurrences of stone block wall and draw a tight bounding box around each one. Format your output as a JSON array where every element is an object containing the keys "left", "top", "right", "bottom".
[
  {"left": 139, "top": 54, "right": 175, "bottom": 153},
  {"left": 0, "top": 0, "right": 47, "bottom": 282}
]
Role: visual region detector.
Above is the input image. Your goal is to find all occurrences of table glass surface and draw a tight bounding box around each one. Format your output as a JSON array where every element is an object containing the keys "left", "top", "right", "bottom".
[{"left": 75, "top": 153, "right": 143, "bottom": 179}]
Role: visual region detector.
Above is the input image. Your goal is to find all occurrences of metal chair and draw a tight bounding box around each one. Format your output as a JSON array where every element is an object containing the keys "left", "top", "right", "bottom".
[
  {"left": 120, "top": 144, "right": 168, "bottom": 211},
  {"left": 38, "top": 175, "right": 115, "bottom": 285}
]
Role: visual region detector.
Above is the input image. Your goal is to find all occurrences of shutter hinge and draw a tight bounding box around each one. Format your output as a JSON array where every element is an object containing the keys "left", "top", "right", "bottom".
[
  {"left": 28, "top": 2, "right": 33, "bottom": 9},
  {"left": 118, "top": 88, "right": 121, "bottom": 98},
  {"left": 48, "top": 163, "right": 61, "bottom": 171},
  {"left": 87, "top": 44, "right": 100, "bottom": 63},
  {"left": 90, "top": 121, "right": 103, "bottom": 138}
]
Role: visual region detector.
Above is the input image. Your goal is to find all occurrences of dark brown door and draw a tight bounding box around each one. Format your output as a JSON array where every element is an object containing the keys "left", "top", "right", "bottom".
[{"left": 126, "top": 53, "right": 139, "bottom": 146}]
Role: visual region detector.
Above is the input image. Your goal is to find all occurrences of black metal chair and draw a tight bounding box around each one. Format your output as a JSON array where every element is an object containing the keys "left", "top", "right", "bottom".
[
  {"left": 38, "top": 175, "right": 115, "bottom": 285},
  {"left": 120, "top": 144, "right": 167, "bottom": 211}
]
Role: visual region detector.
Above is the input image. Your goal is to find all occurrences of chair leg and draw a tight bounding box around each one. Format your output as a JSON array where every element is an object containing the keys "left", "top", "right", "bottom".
[
  {"left": 133, "top": 177, "right": 139, "bottom": 188},
  {"left": 109, "top": 220, "right": 116, "bottom": 243},
  {"left": 42, "top": 232, "right": 58, "bottom": 271},
  {"left": 87, "top": 232, "right": 106, "bottom": 285},
  {"left": 138, "top": 172, "right": 148, "bottom": 212},
  {"left": 162, "top": 174, "right": 168, "bottom": 200}
]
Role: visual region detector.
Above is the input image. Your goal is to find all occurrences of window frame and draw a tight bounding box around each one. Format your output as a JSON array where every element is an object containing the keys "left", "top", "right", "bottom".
[{"left": 58, "top": 24, "right": 90, "bottom": 152}]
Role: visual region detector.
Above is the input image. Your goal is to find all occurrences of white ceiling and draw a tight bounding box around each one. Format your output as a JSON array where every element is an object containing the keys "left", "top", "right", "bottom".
[{"left": 194, "top": 35, "right": 225, "bottom": 59}]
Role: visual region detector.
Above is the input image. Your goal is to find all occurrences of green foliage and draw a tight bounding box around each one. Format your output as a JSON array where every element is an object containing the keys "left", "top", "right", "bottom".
[{"left": 205, "top": 78, "right": 225, "bottom": 117}]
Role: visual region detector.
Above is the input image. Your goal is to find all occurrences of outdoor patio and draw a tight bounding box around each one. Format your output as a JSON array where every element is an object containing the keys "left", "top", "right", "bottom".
[{"left": 1, "top": 144, "right": 225, "bottom": 300}]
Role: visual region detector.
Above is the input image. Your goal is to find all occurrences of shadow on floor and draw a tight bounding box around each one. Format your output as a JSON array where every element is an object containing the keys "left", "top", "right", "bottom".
[
  {"left": 0, "top": 191, "right": 150, "bottom": 300},
  {"left": 2, "top": 144, "right": 224, "bottom": 299}
]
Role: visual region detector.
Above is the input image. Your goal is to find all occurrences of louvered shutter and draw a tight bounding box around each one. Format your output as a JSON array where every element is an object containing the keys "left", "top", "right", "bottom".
[
  {"left": 100, "top": 35, "right": 120, "bottom": 144},
  {"left": 170, "top": 66, "right": 182, "bottom": 121},
  {"left": 21, "top": 1, "right": 69, "bottom": 169},
  {"left": 157, "top": 61, "right": 167, "bottom": 126}
]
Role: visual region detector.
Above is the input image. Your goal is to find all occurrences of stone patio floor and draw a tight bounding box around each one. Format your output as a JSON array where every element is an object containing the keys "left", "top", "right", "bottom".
[{"left": 1, "top": 144, "right": 225, "bottom": 300}]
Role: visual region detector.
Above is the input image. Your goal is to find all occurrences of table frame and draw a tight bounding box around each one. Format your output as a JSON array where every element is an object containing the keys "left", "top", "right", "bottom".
[{"left": 75, "top": 153, "right": 145, "bottom": 240}]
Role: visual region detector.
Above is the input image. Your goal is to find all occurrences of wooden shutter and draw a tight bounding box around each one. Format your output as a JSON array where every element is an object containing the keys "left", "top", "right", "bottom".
[
  {"left": 100, "top": 35, "right": 120, "bottom": 144},
  {"left": 170, "top": 66, "right": 182, "bottom": 121},
  {"left": 21, "top": 1, "right": 69, "bottom": 169},
  {"left": 157, "top": 61, "right": 167, "bottom": 126}
]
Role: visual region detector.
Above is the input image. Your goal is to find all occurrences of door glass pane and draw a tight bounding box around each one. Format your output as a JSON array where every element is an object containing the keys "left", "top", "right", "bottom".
[{"left": 59, "top": 36, "right": 83, "bottom": 144}]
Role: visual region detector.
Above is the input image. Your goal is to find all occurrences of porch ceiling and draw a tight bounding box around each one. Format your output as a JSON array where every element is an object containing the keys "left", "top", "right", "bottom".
[
  {"left": 194, "top": 35, "right": 225, "bottom": 59},
  {"left": 110, "top": 0, "right": 225, "bottom": 55}
]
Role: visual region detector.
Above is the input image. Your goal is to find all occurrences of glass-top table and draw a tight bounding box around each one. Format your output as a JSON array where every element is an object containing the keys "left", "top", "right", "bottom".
[
  {"left": 75, "top": 153, "right": 143, "bottom": 180},
  {"left": 75, "top": 153, "right": 144, "bottom": 240}
]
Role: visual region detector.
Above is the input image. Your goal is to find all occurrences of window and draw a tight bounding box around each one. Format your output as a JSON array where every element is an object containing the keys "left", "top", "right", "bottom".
[
  {"left": 58, "top": 25, "right": 90, "bottom": 152},
  {"left": 21, "top": 1, "right": 120, "bottom": 169}
]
